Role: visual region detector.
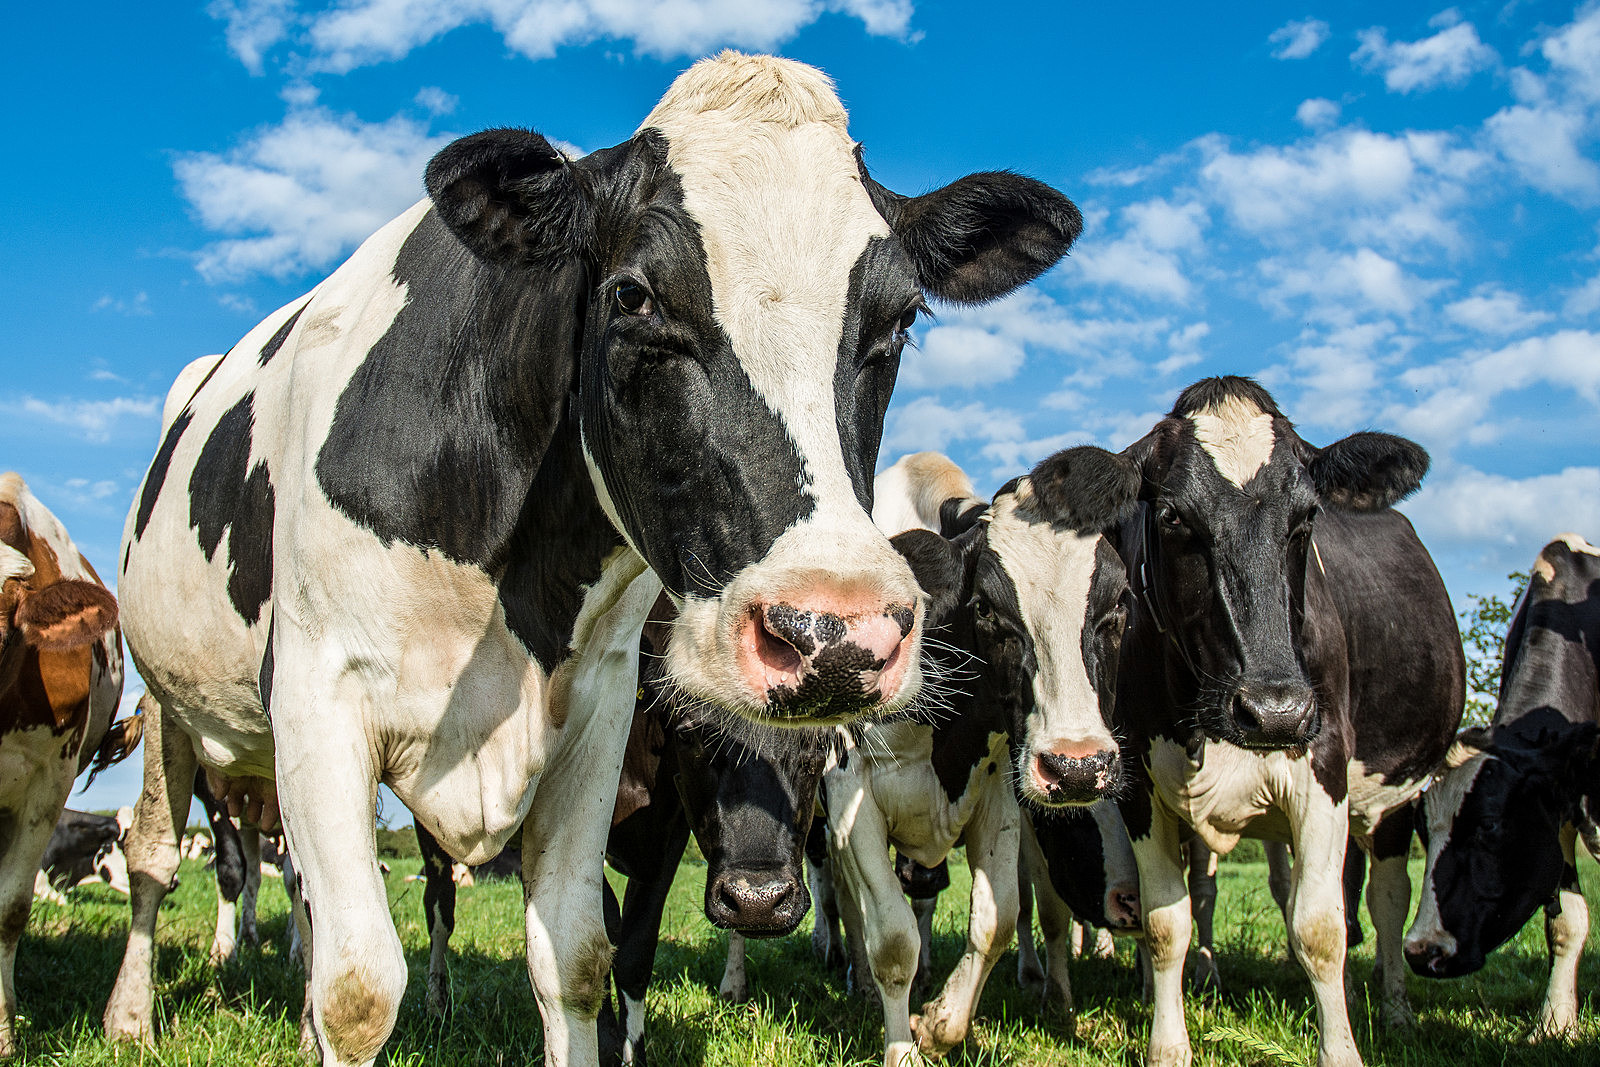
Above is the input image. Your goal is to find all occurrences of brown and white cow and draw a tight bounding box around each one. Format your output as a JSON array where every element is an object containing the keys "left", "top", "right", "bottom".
[{"left": 0, "top": 473, "right": 124, "bottom": 1055}]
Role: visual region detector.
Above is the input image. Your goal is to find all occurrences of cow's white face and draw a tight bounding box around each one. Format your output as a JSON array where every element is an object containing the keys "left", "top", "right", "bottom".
[
  {"left": 425, "top": 53, "right": 1083, "bottom": 724},
  {"left": 982, "top": 485, "right": 1127, "bottom": 807}
]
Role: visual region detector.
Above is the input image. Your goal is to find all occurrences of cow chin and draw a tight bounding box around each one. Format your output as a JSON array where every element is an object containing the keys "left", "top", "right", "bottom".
[{"left": 664, "top": 526, "right": 925, "bottom": 725}]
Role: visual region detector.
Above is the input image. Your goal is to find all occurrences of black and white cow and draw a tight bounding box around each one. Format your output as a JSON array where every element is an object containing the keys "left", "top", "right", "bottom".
[
  {"left": 1014, "top": 800, "right": 1142, "bottom": 1024},
  {"left": 1031, "top": 376, "right": 1464, "bottom": 1067},
  {"left": 822, "top": 451, "right": 1130, "bottom": 1066},
  {"left": 1406, "top": 533, "right": 1600, "bottom": 1039},
  {"left": 417, "top": 601, "right": 831, "bottom": 1066},
  {"left": 105, "top": 54, "right": 1080, "bottom": 1067}
]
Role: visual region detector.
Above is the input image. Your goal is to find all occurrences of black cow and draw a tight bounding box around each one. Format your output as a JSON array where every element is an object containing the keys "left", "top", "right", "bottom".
[
  {"left": 107, "top": 52, "right": 1080, "bottom": 1063},
  {"left": 419, "top": 605, "right": 830, "bottom": 1066},
  {"left": 1406, "top": 533, "right": 1600, "bottom": 1039},
  {"left": 1031, "top": 376, "right": 1463, "bottom": 1067},
  {"left": 39, "top": 809, "right": 125, "bottom": 897}
]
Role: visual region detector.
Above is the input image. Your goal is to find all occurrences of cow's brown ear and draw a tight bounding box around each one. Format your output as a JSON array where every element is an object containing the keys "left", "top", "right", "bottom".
[{"left": 16, "top": 580, "right": 117, "bottom": 651}]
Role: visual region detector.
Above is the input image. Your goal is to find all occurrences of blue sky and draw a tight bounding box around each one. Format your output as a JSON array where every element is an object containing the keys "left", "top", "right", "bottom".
[{"left": 7, "top": 1, "right": 1598, "bottom": 809}]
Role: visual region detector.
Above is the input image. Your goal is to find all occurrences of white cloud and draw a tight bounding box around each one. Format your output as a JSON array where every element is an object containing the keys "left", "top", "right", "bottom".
[
  {"left": 1269, "top": 18, "right": 1329, "bottom": 60},
  {"left": 209, "top": 0, "right": 295, "bottom": 75},
  {"left": 0, "top": 396, "right": 160, "bottom": 443},
  {"left": 880, "top": 396, "right": 1021, "bottom": 458},
  {"left": 1565, "top": 273, "right": 1600, "bottom": 317},
  {"left": 1391, "top": 329, "right": 1600, "bottom": 446},
  {"left": 1260, "top": 248, "right": 1445, "bottom": 320},
  {"left": 1540, "top": 1, "right": 1600, "bottom": 105},
  {"left": 1352, "top": 13, "right": 1497, "bottom": 93},
  {"left": 176, "top": 105, "right": 449, "bottom": 280},
  {"left": 1405, "top": 464, "right": 1600, "bottom": 552},
  {"left": 1483, "top": 103, "right": 1600, "bottom": 201},
  {"left": 93, "top": 292, "right": 152, "bottom": 316},
  {"left": 1258, "top": 321, "right": 1398, "bottom": 430},
  {"left": 1199, "top": 128, "right": 1485, "bottom": 250},
  {"left": 1069, "top": 197, "right": 1207, "bottom": 301},
  {"left": 287, "top": 0, "right": 914, "bottom": 73},
  {"left": 1295, "top": 97, "right": 1341, "bottom": 129},
  {"left": 414, "top": 86, "right": 458, "bottom": 115},
  {"left": 899, "top": 325, "right": 1025, "bottom": 390},
  {"left": 1443, "top": 286, "right": 1553, "bottom": 334}
]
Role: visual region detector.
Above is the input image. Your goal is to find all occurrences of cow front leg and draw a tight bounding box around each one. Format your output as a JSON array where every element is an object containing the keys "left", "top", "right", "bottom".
[
  {"left": 1533, "top": 823, "right": 1587, "bottom": 1041},
  {"left": 415, "top": 822, "right": 458, "bottom": 1018},
  {"left": 0, "top": 765, "right": 74, "bottom": 1056},
  {"left": 1019, "top": 818, "right": 1075, "bottom": 1026},
  {"left": 914, "top": 791, "right": 1020, "bottom": 1057},
  {"left": 825, "top": 776, "right": 919, "bottom": 1067},
  {"left": 239, "top": 825, "right": 262, "bottom": 949},
  {"left": 1288, "top": 798, "right": 1361, "bottom": 1067},
  {"left": 1186, "top": 838, "right": 1220, "bottom": 995},
  {"left": 1132, "top": 802, "right": 1192, "bottom": 1067},
  {"left": 719, "top": 934, "right": 749, "bottom": 1005},
  {"left": 274, "top": 674, "right": 406, "bottom": 1067},
  {"left": 614, "top": 817, "right": 692, "bottom": 1064},
  {"left": 1365, "top": 811, "right": 1414, "bottom": 1028},
  {"left": 205, "top": 790, "right": 246, "bottom": 967},
  {"left": 104, "top": 696, "right": 198, "bottom": 1045},
  {"left": 806, "top": 845, "right": 845, "bottom": 971}
]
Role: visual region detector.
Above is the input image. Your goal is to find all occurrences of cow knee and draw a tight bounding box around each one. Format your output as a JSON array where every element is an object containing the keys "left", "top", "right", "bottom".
[
  {"left": 562, "top": 931, "right": 616, "bottom": 1019},
  {"left": 1292, "top": 909, "right": 1345, "bottom": 975},
  {"left": 870, "top": 927, "right": 920, "bottom": 992},
  {"left": 318, "top": 965, "right": 404, "bottom": 1064}
]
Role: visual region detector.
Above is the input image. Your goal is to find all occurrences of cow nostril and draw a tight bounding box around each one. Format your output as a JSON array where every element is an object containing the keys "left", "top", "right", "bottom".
[
  {"left": 755, "top": 608, "right": 806, "bottom": 674},
  {"left": 1232, "top": 694, "right": 1262, "bottom": 733}
]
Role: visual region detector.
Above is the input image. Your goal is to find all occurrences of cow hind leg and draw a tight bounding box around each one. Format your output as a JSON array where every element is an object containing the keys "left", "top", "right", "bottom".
[
  {"left": 1015, "top": 848, "right": 1044, "bottom": 993},
  {"left": 1533, "top": 824, "right": 1587, "bottom": 1041},
  {"left": 104, "top": 698, "right": 198, "bottom": 1044},
  {"left": 1186, "top": 839, "right": 1220, "bottom": 996},
  {"left": 1365, "top": 811, "right": 1413, "bottom": 1029},
  {"left": 415, "top": 823, "right": 457, "bottom": 1018},
  {"left": 205, "top": 789, "right": 246, "bottom": 967},
  {"left": 239, "top": 826, "right": 262, "bottom": 949},
  {"left": 0, "top": 767, "right": 75, "bottom": 1056}
]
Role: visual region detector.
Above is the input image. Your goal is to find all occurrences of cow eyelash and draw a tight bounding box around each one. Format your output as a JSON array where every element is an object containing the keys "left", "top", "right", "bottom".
[{"left": 895, "top": 301, "right": 930, "bottom": 337}]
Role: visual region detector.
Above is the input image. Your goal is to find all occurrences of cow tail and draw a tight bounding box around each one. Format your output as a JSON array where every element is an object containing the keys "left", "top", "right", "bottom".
[{"left": 82, "top": 711, "right": 146, "bottom": 790}]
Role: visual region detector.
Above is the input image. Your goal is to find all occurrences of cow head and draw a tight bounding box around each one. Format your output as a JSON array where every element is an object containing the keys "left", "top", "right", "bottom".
[
  {"left": 0, "top": 492, "right": 118, "bottom": 697},
  {"left": 1027, "top": 377, "right": 1428, "bottom": 750},
  {"left": 890, "top": 446, "right": 1136, "bottom": 807},
  {"left": 1030, "top": 801, "right": 1143, "bottom": 933},
  {"left": 1406, "top": 719, "right": 1599, "bottom": 977},
  {"left": 424, "top": 54, "right": 1081, "bottom": 724},
  {"left": 673, "top": 709, "right": 828, "bottom": 937}
]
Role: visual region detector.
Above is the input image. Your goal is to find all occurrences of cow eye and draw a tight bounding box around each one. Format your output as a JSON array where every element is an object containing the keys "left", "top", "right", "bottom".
[
  {"left": 613, "top": 281, "right": 653, "bottom": 316},
  {"left": 1159, "top": 508, "right": 1185, "bottom": 529},
  {"left": 896, "top": 305, "right": 920, "bottom": 334}
]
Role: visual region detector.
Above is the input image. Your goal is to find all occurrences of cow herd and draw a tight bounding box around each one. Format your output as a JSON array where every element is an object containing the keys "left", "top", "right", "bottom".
[{"left": 2, "top": 49, "right": 1597, "bottom": 1067}]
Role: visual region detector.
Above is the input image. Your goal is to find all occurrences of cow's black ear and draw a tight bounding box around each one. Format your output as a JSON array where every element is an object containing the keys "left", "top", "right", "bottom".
[
  {"left": 1300, "top": 431, "right": 1429, "bottom": 511},
  {"left": 426, "top": 128, "right": 594, "bottom": 269},
  {"left": 891, "top": 529, "right": 969, "bottom": 630},
  {"left": 1028, "top": 446, "right": 1141, "bottom": 533},
  {"left": 866, "top": 171, "right": 1082, "bottom": 305}
]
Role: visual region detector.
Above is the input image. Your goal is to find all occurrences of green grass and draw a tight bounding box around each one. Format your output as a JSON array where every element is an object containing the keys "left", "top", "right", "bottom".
[{"left": 14, "top": 849, "right": 1600, "bottom": 1065}]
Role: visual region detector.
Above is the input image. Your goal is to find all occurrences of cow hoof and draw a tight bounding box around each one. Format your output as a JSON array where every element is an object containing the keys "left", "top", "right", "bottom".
[
  {"left": 1017, "top": 957, "right": 1045, "bottom": 994},
  {"left": 425, "top": 981, "right": 452, "bottom": 1018},
  {"left": 910, "top": 1008, "right": 962, "bottom": 1056},
  {"left": 1380, "top": 1002, "right": 1416, "bottom": 1031},
  {"left": 1147, "top": 1042, "right": 1193, "bottom": 1067},
  {"left": 717, "top": 980, "right": 750, "bottom": 1005},
  {"left": 1530, "top": 1016, "right": 1579, "bottom": 1043},
  {"left": 103, "top": 1004, "right": 155, "bottom": 1047}
]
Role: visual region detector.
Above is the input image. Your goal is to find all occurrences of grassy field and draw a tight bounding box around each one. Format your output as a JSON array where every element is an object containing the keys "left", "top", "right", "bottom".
[{"left": 14, "top": 846, "right": 1600, "bottom": 1065}]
